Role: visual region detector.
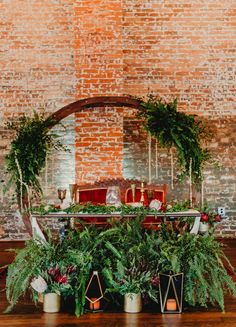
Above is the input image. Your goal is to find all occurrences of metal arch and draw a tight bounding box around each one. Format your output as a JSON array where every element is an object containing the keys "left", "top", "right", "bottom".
[{"left": 46, "top": 96, "right": 142, "bottom": 126}]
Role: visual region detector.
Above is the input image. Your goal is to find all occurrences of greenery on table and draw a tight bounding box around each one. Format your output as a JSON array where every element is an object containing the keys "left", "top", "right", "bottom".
[
  {"left": 5, "top": 112, "right": 66, "bottom": 209},
  {"left": 138, "top": 95, "right": 211, "bottom": 183},
  {"left": 32, "top": 201, "right": 191, "bottom": 216}
]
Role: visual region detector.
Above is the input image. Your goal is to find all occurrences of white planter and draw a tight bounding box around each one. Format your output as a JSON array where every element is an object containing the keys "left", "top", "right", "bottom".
[
  {"left": 199, "top": 222, "right": 209, "bottom": 234},
  {"left": 124, "top": 293, "right": 142, "bottom": 313},
  {"left": 43, "top": 293, "right": 61, "bottom": 313}
]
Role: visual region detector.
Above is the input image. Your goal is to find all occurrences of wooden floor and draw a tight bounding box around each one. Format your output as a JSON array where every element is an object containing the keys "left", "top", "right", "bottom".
[{"left": 1, "top": 239, "right": 236, "bottom": 327}]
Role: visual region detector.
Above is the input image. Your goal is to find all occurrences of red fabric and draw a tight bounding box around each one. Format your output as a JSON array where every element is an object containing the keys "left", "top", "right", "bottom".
[
  {"left": 78, "top": 187, "right": 164, "bottom": 227},
  {"left": 79, "top": 188, "right": 107, "bottom": 204}
]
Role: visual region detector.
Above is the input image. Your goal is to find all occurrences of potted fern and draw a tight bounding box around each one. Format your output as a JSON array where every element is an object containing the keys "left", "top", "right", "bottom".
[
  {"left": 5, "top": 236, "right": 79, "bottom": 313},
  {"left": 102, "top": 217, "right": 160, "bottom": 313}
]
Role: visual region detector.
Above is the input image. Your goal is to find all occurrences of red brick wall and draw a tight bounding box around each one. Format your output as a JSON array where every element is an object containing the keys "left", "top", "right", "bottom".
[
  {"left": 0, "top": 0, "right": 77, "bottom": 210},
  {"left": 122, "top": 0, "right": 236, "bottom": 117},
  {"left": 0, "top": 0, "right": 235, "bottom": 238},
  {"left": 72, "top": 0, "right": 236, "bottom": 237},
  {"left": 75, "top": 107, "right": 124, "bottom": 184}
]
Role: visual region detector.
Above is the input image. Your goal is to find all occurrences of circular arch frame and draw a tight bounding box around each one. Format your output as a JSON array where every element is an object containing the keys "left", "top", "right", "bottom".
[{"left": 47, "top": 96, "right": 142, "bottom": 126}]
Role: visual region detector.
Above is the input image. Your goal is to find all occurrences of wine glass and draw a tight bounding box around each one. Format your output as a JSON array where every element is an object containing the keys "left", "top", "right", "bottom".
[{"left": 57, "top": 188, "right": 67, "bottom": 204}]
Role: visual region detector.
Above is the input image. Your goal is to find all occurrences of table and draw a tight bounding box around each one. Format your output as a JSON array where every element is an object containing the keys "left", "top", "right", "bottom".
[{"left": 32, "top": 210, "right": 201, "bottom": 240}]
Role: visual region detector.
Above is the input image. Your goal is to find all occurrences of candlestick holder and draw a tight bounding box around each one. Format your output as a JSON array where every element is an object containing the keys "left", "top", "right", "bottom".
[
  {"left": 159, "top": 272, "right": 183, "bottom": 313},
  {"left": 131, "top": 184, "right": 136, "bottom": 202},
  {"left": 69, "top": 184, "right": 77, "bottom": 204},
  {"left": 140, "top": 182, "right": 145, "bottom": 204}
]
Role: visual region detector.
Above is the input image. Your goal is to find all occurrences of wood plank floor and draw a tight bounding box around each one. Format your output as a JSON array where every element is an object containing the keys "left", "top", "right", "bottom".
[{"left": 0, "top": 239, "right": 236, "bottom": 327}]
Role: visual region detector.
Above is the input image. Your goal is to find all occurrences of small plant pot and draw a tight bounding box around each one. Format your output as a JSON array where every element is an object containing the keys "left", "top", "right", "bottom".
[
  {"left": 43, "top": 293, "right": 61, "bottom": 313},
  {"left": 124, "top": 293, "right": 142, "bottom": 313},
  {"left": 199, "top": 222, "right": 209, "bottom": 234}
]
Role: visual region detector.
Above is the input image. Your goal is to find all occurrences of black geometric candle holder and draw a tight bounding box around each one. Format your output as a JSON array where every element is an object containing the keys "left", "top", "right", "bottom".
[
  {"left": 159, "top": 272, "right": 183, "bottom": 313},
  {"left": 85, "top": 271, "right": 104, "bottom": 312}
]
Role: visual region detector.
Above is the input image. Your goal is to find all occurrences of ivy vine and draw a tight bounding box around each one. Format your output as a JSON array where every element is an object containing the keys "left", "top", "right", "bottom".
[{"left": 138, "top": 95, "right": 210, "bottom": 183}]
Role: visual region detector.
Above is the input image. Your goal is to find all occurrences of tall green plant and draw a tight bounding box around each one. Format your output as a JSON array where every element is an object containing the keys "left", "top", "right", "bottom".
[
  {"left": 102, "top": 216, "right": 160, "bottom": 302},
  {"left": 138, "top": 95, "right": 211, "bottom": 183}
]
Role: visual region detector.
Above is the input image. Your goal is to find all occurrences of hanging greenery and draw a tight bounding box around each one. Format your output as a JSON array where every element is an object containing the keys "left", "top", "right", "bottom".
[
  {"left": 5, "top": 112, "right": 66, "bottom": 203},
  {"left": 138, "top": 95, "right": 211, "bottom": 183}
]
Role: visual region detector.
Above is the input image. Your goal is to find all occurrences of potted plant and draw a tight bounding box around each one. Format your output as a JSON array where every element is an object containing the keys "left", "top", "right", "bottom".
[
  {"left": 102, "top": 217, "right": 160, "bottom": 313},
  {"left": 158, "top": 224, "right": 236, "bottom": 311},
  {"left": 5, "top": 224, "right": 119, "bottom": 317},
  {"left": 4, "top": 236, "right": 79, "bottom": 314},
  {"left": 30, "top": 263, "right": 78, "bottom": 313}
]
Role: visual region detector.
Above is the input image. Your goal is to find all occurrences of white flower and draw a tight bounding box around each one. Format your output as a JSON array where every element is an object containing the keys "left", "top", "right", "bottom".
[
  {"left": 149, "top": 200, "right": 162, "bottom": 211},
  {"left": 30, "top": 276, "right": 47, "bottom": 293}
]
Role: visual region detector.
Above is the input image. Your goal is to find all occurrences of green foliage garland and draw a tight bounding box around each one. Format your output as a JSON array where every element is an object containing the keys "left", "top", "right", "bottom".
[
  {"left": 5, "top": 112, "right": 66, "bottom": 199},
  {"left": 138, "top": 95, "right": 210, "bottom": 183}
]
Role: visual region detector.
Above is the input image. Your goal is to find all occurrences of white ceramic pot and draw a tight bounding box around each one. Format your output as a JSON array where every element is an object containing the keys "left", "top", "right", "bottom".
[
  {"left": 43, "top": 293, "right": 61, "bottom": 313},
  {"left": 199, "top": 222, "right": 209, "bottom": 234},
  {"left": 124, "top": 293, "right": 142, "bottom": 313}
]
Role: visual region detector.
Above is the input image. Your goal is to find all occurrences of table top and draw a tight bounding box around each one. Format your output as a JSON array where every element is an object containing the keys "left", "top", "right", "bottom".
[{"left": 33, "top": 209, "right": 200, "bottom": 219}]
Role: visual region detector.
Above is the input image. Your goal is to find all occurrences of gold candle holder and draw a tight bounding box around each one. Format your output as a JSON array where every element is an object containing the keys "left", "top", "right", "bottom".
[
  {"left": 69, "top": 184, "right": 77, "bottom": 203},
  {"left": 131, "top": 184, "right": 136, "bottom": 202},
  {"left": 140, "top": 182, "right": 145, "bottom": 204}
]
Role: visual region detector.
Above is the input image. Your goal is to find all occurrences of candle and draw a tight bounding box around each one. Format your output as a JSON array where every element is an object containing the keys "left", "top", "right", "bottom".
[
  {"left": 148, "top": 133, "right": 152, "bottom": 184},
  {"left": 90, "top": 298, "right": 100, "bottom": 310},
  {"left": 166, "top": 299, "right": 177, "bottom": 311}
]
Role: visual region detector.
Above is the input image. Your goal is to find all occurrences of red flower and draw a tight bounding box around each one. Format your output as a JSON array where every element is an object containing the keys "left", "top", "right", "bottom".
[
  {"left": 201, "top": 213, "right": 209, "bottom": 222},
  {"left": 160, "top": 204, "right": 167, "bottom": 212},
  {"left": 214, "top": 214, "right": 221, "bottom": 222},
  {"left": 48, "top": 267, "right": 60, "bottom": 277},
  {"left": 57, "top": 274, "right": 68, "bottom": 284},
  {"left": 151, "top": 276, "right": 160, "bottom": 287}
]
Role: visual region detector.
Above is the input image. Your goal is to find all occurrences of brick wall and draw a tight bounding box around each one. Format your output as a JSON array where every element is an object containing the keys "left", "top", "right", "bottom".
[
  {"left": 0, "top": 0, "right": 77, "bottom": 211},
  {"left": 0, "top": 0, "right": 235, "bottom": 239}
]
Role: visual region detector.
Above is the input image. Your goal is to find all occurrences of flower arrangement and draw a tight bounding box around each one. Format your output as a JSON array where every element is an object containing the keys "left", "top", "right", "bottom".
[
  {"left": 30, "top": 263, "right": 77, "bottom": 298},
  {"left": 200, "top": 208, "right": 222, "bottom": 225}
]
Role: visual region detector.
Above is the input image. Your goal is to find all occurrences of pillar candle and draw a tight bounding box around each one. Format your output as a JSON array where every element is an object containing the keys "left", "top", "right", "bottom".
[
  {"left": 166, "top": 298, "right": 177, "bottom": 311},
  {"left": 90, "top": 298, "right": 100, "bottom": 310}
]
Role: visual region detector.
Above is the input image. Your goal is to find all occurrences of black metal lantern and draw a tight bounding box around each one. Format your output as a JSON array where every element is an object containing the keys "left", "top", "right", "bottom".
[
  {"left": 85, "top": 271, "right": 104, "bottom": 312},
  {"left": 159, "top": 272, "right": 183, "bottom": 313}
]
